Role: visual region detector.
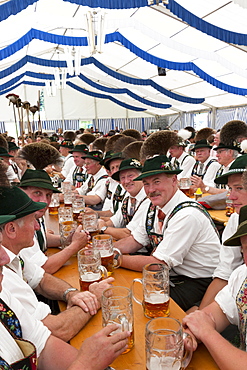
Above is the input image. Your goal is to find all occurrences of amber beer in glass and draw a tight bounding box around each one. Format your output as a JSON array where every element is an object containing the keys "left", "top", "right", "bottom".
[
  {"left": 83, "top": 214, "right": 99, "bottom": 239},
  {"left": 48, "top": 193, "right": 60, "bottom": 215},
  {"left": 92, "top": 234, "right": 122, "bottom": 276},
  {"left": 77, "top": 248, "right": 107, "bottom": 291},
  {"left": 49, "top": 205, "right": 59, "bottom": 215},
  {"left": 179, "top": 178, "right": 192, "bottom": 198},
  {"left": 102, "top": 286, "right": 134, "bottom": 353},
  {"left": 132, "top": 263, "right": 170, "bottom": 318}
]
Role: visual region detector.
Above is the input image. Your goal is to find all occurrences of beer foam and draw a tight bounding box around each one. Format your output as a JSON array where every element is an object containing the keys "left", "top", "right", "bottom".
[
  {"left": 99, "top": 250, "right": 113, "bottom": 258},
  {"left": 147, "top": 356, "right": 181, "bottom": 370},
  {"left": 80, "top": 272, "right": 101, "bottom": 282},
  {"left": 145, "top": 293, "right": 169, "bottom": 304}
]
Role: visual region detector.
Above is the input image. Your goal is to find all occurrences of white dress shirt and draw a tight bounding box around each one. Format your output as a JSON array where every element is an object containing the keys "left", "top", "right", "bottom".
[
  {"left": 61, "top": 154, "right": 75, "bottom": 178},
  {"left": 213, "top": 212, "right": 243, "bottom": 280},
  {"left": 171, "top": 152, "right": 196, "bottom": 180},
  {"left": 215, "top": 264, "right": 247, "bottom": 347},
  {"left": 132, "top": 190, "right": 220, "bottom": 278},
  {"left": 2, "top": 246, "right": 51, "bottom": 320},
  {"left": 0, "top": 289, "right": 51, "bottom": 361},
  {"left": 197, "top": 156, "right": 221, "bottom": 187},
  {"left": 77, "top": 166, "right": 108, "bottom": 201}
]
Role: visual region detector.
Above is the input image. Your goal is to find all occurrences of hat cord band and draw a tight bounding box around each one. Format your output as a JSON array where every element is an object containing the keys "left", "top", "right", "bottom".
[
  {"left": 8, "top": 198, "right": 33, "bottom": 215},
  {"left": 20, "top": 179, "right": 53, "bottom": 186}
]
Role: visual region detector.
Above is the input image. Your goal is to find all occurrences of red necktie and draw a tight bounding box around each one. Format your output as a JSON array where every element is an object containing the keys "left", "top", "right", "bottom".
[{"left": 157, "top": 209, "right": 166, "bottom": 233}]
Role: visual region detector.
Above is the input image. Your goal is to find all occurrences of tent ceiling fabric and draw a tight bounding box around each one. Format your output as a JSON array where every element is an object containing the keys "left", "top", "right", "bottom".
[{"left": 0, "top": 0, "right": 247, "bottom": 121}]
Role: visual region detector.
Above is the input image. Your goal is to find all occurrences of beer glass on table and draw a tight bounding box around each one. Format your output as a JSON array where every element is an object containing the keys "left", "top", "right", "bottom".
[
  {"left": 72, "top": 196, "right": 85, "bottom": 223},
  {"left": 48, "top": 193, "right": 60, "bottom": 215},
  {"left": 77, "top": 248, "right": 107, "bottom": 291},
  {"left": 146, "top": 317, "right": 193, "bottom": 370},
  {"left": 92, "top": 234, "right": 122, "bottom": 276},
  {"left": 59, "top": 220, "right": 78, "bottom": 248},
  {"left": 132, "top": 263, "right": 170, "bottom": 318},
  {"left": 102, "top": 286, "right": 134, "bottom": 354},
  {"left": 179, "top": 178, "right": 191, "bottom": 197},
  {"left": 58, "top": 207, "right": 73, "bottom": 224},
  {"left": 82, "top": 213, "right": 99, "bottom": 239},
  {"left": 64, "top": 192, "right": 73, "bottom": 208}
]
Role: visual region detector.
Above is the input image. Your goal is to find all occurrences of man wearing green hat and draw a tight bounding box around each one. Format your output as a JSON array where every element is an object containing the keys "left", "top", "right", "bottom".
[
  {"left": 190, "top": 139, "right": 221, "bottom": 192},
  {"left": 19, "top": 169, "right": 89, "bottom": 275},
  {"left": 191, "top": 141, "right": 240, "bottom": 195},
  {"left": 115, "top": 155, "right": 221, "bottom": 311},
  {"left": 98, "top": 158, "right": 150, "bottom": 240},
  {"left": 198, "top": 154, "right": 247, "bottom": 310},
  {"left": 75, "top": 150, "right": 108, "bottom": 210},
  {"left": 0, "top": 224, "right": 129, "bottom": 369},
  {"left": 59, "top": 140, "right": 75, "bottom": 179},
  {"left": 183, "top": 204, "right": 247, "bottom": 367},
  {"left": 64, "top": 143, "right": 89, "bottom": 188},
  {"left": 0, "top": 185, "right": 114, "bottom": 342}
]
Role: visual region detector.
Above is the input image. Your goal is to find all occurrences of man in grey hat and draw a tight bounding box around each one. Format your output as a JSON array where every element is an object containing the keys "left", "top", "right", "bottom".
[
  {"left": 0, "top": 185, "right": 114, "bottom": 342},
  {"left": 114, "top": 155, "right": 221, "bottom": 311}
]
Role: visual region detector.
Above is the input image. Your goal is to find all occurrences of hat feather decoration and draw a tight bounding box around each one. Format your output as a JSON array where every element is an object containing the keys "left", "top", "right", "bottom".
[
  {"left": 195, "top": 127, "right": 215, "bottom": 142},
  {"left": 19, "top": 142, "right": 63, "bottom": 170},
  {"left": 178, "top": 129, "right": 191, "bottom": 141},
  {"left": 0, "top": 134, "right": 8, "bottom": 150},
  {"left": 240, "top": 140, "right": 247, "bottom": 154},
  {"left": 220, "top": 120, "right": 247, "bottom": 146},
  {"left": 140, "top": 130, "right": 178, "bottom": 163}
]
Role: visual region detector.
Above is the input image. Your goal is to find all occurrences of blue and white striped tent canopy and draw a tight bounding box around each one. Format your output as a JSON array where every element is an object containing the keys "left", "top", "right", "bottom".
[{"left": 0, "top": 0, "right": 247, "bottom": 128}]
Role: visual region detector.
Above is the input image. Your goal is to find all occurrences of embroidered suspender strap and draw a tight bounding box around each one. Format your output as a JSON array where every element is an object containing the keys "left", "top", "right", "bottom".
[
  {"left": 0, "top": 298, "right": 22, "bottom": 338},
  {"left": 180, "top": 154, "right": 189, "bottom": 166},
  {"left": 236, "top": 277, "right": 247, "bottom": 350},
  {"left": 121, "top": 196, "right": 148, "bottom": 226},
  {"left": 164, "top": 201, "right": 219, "bottom": 237},
  {"left": 215, "top": 166, "right": 226, "bottom": 189},
  {"left": 72, "top": 166, "right": 79, "bottom": 186},
  {"left": 191, "top": 159, "right": 216, "bottom": 179},
  {"left": 113, "top": 186, "right": 126, "bottom": 213},
  {"left": 95, "top": 174, "right": 108, "bottom": 185},
  {"left": 105, "top": 179, "right": 111, "bottom": 200}
]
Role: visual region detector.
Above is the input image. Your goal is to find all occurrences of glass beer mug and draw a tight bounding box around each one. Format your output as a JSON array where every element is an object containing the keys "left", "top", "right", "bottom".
[
  {"left": 102, "top": 286, "right": 134, "bottom": 354},
  {"left": 146, "top": 317, "right": 193, "bottom": 370},
  {"left": 92, "top": 234, "right": 122, "bottom": 276},
  {"left": 179, "top": 178, "right": 191, "bottom": 197},
  {"left": 83, "top": 213, "right": 99, "bottom": 238},
  {"left": 132, "top": 263, "right": 170, "bottom": 318},
  {"left": 77, "top": 248, "right": 107, "bottom": 291}
]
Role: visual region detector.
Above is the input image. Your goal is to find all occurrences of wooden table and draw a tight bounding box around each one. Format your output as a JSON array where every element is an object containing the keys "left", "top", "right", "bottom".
[
  {"left": 208, "top": 209, "right": 229, "bottom": 225},
  {"left": 47, "top": 246, "right": 219, "bottom": 370}
]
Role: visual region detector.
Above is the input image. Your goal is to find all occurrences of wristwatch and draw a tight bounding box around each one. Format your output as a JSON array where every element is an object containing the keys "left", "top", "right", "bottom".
[
  {"left": 63, "top": 287, "right": 77, "bottom": 301},
  {"left": 204, "top": 186, "right": 210, "bottom": 192},
  {"left": 100, "top": 226, "right": 107, "bottom": 234}
]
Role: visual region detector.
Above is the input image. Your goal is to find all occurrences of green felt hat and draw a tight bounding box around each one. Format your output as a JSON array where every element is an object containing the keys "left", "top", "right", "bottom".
[
  {"left": 193, "top": 139, "right": 211, "bottom": 150},
  {"left": 213, "top": 142, "right": 241, "bottom": 153},
  {"left": 69, "top": 144, "right": 89, "bottom": 156},
  {"left": 0, "top": 215, "right": 16, "bottom": 225},
  {"left": 59, "top": 140, "right": 74, "bottom": 149},
  {"left": 133, "top": 155, "right": 182, "bottom": 181},
  {"left": 112, "top": 158, "right": 142, "bottom": 181},
  {"left": 83, "top": 150, "right": 104, "bottom": 162},
  {"left": 214, "top": 154, "right": 247, "bottom": 185},
  {"left": 0, "top": 186, "right": 46, "bottom": 220},
  {"left": 19, "top": 169, "right": 61, "bottom": 193},
  {"left": 100, "top": 151, "right": 123, "bottom": 170},
  {"left": 8, "top": 142, "right": 20, "bottom": 151},
  {"left": 0, "top": 147, "right": 13, "bottom": 158},
  {"left": 224, "top": 205, "right": 247, "bottom": 246}
]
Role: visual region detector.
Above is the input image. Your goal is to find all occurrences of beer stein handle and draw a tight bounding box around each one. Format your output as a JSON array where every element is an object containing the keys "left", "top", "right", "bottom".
[
  {"left": 181, "top": 332, "right": 193, "bottom": 369},
  {"left": 131, "top": 278, "right": 143, "bottom": 305},
  {"left": 113, "top": 248, "right": 122, "bottom": 269},
  {"left": 100, "top": 265, "right": 108, "bottom": 279}
]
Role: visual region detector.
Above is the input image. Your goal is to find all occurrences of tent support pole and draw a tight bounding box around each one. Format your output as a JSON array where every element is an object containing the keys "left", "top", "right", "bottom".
[
  {"left": 59, "top": 89, "right": 65, "bottom": 133},
  {"left": 126, "top": 109, "right": 129, "bottom": 129},
  {"left": 211, "top": 107, "right": 216, "bottom": 130},
  {"left": 94, "top": 98, "right": 98, "bottom": 130}
]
